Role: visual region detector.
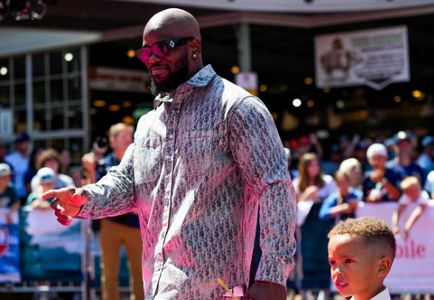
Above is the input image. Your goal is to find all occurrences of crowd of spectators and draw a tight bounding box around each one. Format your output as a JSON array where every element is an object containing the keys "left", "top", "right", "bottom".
[{"left": 0, "top": 128, "right": 433, "bottom": 299}]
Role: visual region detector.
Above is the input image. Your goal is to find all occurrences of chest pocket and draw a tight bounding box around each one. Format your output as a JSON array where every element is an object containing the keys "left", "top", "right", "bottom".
[
  {"left": 179, "top": 129, "right": 213, "bottom": 176},
  {"left": 134, "top": 137, "right": 162, "bottom": 184}
]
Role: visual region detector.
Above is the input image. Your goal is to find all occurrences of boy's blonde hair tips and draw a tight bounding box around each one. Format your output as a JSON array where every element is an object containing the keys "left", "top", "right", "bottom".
[
  {"left": 400, "top": 176, "right": 420, "bottom": 191},
  {"left": 328, "top": 216, "right": 396, "bottom": 261}
]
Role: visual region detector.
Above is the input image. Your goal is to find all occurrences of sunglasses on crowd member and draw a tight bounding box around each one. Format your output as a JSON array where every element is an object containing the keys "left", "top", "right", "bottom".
[{"left": 136, "top": 37, "right": 193, "bottom": 64}]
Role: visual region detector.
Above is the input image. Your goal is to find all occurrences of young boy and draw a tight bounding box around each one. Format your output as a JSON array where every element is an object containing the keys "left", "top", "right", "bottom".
[
  {"left": 320, "top": 170, "right": 360, "bottom": 221},
  {"left": 392, "top": 176, "right": 429, "bottom": 239},
  {"left": 328, "top": 217, "right": 396, "bottom": 300},
  {"left": 0, "top": 163, "right": 20, "bottom": 224}
]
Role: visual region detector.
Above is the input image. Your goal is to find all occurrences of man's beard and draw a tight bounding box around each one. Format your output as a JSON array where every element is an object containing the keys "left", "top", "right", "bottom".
[{"left": 150, "top": 56, "right": 190, "bottom": 96}]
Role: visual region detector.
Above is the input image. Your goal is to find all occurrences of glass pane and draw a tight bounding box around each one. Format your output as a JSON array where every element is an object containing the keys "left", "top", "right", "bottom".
[
  {"left": 67, "top": 77, "right": 81, "bottom": 100},
  {"left": 33, "top": 108, "right": 47, "bottom": 131},
  {"left": 51, "top": 106, "right": 64, "bottom": 130},
  {"left": 13, "top": 56, "right": 26, "bottom": 79},
  {"left": 0, "top": 59, "right": 9, "bottom": 84},
  {"left": 66, "top": 48, "right": 81, "bottom": 74},
  {"left": 33, "top": 53, "right": 45, "bottom": 78},
  {"left": 14, "top": 83, "right": 26, "bottom": 107},
  {"left": 50, "top": 79, "right": 64, "bottom": 102},
  {"left": 67, "top": 105, "right": 83, "bottom": 129},
  {"left": 49, "top": 51, "right": 63, "bottom": 75},
  {"left": 14, "top": 110, "right": 26, "bottom": 132},
  {"left": 33, "top": 81, "right": 46, "bottom": 104},
  {"left": 0, "top": 85, "right": 9, "bottom": 107}
]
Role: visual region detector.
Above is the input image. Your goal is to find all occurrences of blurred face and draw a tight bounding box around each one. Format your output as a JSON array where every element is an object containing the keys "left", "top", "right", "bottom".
[
  {"left": 16, "top": 141, "right": 30, "bottom": 155},
  {"left": 41, "top": 181, "right": 55, "bottom": 192},
  {"left": 0, "top": 175, "right": 10, "bottom": 191},
  {"left": 404, "top": 184, "right": 420, "bottom": 201},
  {"left": 141, "top": 30, "right": 191, "bottom": 95},
  {"left": 44, "top": 158, "right": 60, "bottom": 174},
  {"left": 396, "top": 140, "right": 412, "bottom": 157},
  {"left": 368, "top": 155, "right": 387, "bottom": 169},
  {"left": 112, "top": 128, "right": 133, "bottom": 152},
  {"left": 328, "top": 234, "right": 383, "bottom": 300},
  {"left": 307, "top": 159, "right": 320, "bottom": 178},
  {"left": 337, "top": 178, "right": 350, "bottom": 194}
]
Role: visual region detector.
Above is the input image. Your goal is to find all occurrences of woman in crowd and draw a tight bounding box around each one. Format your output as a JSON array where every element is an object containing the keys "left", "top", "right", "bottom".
[{"left": 293, "top": 152, "right": 336, "bottom": 300}]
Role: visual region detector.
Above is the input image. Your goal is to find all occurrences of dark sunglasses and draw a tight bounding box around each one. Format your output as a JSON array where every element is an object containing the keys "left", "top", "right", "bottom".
[{"left": 136, "top": 37, "right": 193, "bottom": 64}]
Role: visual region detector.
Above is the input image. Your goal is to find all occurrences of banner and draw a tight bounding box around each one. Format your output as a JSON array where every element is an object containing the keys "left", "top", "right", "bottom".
[
  {"left": 315, "top": 26, "right": 409, "bottom": 90},
  {"left": 20, "top": 207, "right": 84, "bottom": 281},
  {"left": 356, "top": 201, "right": 434, "bottom": 293},
  {"left": 0, "top": 208, "right": 20, "bottom": 283}
]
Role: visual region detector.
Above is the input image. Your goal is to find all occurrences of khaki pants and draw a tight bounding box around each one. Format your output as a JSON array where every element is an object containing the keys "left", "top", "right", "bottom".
[{"left": 99, "top": 219, "right": 144, "bottom": 300}]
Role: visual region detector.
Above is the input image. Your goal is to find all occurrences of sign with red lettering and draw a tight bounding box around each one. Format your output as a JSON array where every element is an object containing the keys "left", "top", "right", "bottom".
[{"left": 357, "top": 202, "right": 434, "bottom": 293}]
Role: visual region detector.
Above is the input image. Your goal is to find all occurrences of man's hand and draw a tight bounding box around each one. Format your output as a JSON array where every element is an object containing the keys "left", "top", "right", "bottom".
[
  {"left": 42, "top": 187, "right": 88, "bottom": 226},
  {"left": 246, "top": 281, "right": 286, "bottom": 300}
]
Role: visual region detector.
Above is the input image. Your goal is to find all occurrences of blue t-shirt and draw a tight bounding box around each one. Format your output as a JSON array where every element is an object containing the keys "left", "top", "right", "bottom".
[
  {"left": 319, "top": 189, "right": 360, "bottom": 221},
  {"left": 363, "top": 168, "right": 402, "bottom": 202},
  {"left": 386, "top": 159, "right": 426, "bottom": 186}
]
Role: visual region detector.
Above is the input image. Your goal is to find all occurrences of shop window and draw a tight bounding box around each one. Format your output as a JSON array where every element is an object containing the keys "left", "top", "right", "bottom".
[
  {"left": 0, "top": 85, "right": 9, "bottom": 107},
  {"left": 13, "top": 56, "right": 25, "bottom": 80}
]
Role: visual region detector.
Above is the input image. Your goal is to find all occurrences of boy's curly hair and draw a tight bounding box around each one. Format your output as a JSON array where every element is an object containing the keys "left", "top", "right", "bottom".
[{"left": 328, "top": 216, "right": 396, "bottom": 261}]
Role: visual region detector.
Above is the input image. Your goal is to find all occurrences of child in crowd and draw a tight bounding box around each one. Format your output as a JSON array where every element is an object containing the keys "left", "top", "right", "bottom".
[
  {"left": 328, "top": 217, "right": 396, "bottom": 300},
  {"left": 0, "top": 163, "right": 20, "bottom": 224},
  {"left": 319, "top": 170, "right": 360, "bottom": 221},
  {"left": 26, "top": 167, "right": 56, "bottom": 210},
  {"left": 392, "top": 176, "right": 429, "bottom": 239}
]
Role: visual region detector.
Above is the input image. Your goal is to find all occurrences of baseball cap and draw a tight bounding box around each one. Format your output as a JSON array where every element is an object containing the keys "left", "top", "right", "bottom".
[
  {"left": 36, "top": 167, "right": 55, "bottom": 184},
  {"left": 366, "top": 143, "right": 388, "bottom": 159},
  {"left": 0, "top": 163, "right": 11, "bottom": 177},
  {"left": 394, "top": 131, "right": 412, "bottom": 143},
  {"left": 14, "top": 132, "right": 31, "bottom": 144},
  {"left": 422, "top": 135, "right": 434, "bottom": 147}
]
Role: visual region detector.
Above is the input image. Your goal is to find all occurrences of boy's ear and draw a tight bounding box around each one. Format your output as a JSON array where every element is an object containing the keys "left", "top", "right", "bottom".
[{"left": 377, "top": 256, "right": 392, "bottom": 277}]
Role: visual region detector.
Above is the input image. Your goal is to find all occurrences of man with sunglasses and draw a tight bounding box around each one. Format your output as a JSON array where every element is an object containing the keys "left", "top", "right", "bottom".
[{"left": 43, "top": 8, "right": 296, "bottom": 300}]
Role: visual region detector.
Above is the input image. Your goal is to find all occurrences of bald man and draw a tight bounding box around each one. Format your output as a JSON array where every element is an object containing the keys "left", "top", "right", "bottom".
[{"left": 44, "top": 8, "right": 296, "bottom": 300}]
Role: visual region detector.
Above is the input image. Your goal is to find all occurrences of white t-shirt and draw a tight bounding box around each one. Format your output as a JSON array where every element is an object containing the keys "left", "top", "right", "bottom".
[{"left": 399, "top": 190, "right": 430, "bottom": 205}]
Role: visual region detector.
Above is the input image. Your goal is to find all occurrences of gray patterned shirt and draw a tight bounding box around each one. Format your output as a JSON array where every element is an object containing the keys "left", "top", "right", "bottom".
[{"left": 79, "top": 65, "right": 296, "bottom": 299}]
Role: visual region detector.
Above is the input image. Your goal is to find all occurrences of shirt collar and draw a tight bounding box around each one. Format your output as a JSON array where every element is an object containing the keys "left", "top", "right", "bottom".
[
  {"left": 350, "top": 288, "right": 390, "bottom": 300},
  {"left": 185, "top": 64, "right": 216, "bottom": 87},
  {"left": 153, "top": 64, "right": 216, "bottom": 108}
]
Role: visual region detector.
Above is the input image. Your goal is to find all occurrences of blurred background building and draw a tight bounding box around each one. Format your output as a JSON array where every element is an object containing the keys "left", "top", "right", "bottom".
[{"left": 1, "top": 0, "right": 434, "bottom": 163}]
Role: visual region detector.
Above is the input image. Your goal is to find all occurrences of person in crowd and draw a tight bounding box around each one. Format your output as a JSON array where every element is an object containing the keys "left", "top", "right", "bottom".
[
  {"left": 0, "top": 163, "right": 20, "bottom": 224},
  {"left": 425, "top": 170, "right": 434, "bottom": 198},
  {"left": 321, "top": 144, "right": 342, "bottom": 176},
  {"left": 293, "top": 152, "right": 336, "bottom": 299},
  {"left": 43, "top": 8, "right": 296, "bottom": 300},
  {"left": 319, "top": 170, "right": 360, "bottom": 222},
  {"left": 328, "top": 217, "right": 396, "bottom": 300},
  {"left": 416, "top": 135, "right": 434, "bottom": 176},
  {"left": 59, "top": 149, "right": 72, "bottom": 174},
  {"left": 5, "top": 132, "right": 31, "bottom": 201},
  {"left": 392, "top": 176, "right": 429, "bottom": 240},
  {"left": 68, "top": 165, "right": 86, "bottom": 188},
  {"left": 387, "top": 131, "right": 425, "bottom": 186},
  {"left": 353, "top": 140, "right": 371, "bottom": 173},
  {"left": 363, "top": 143, "right": 401, "bottom": 203},
  {"left": 338, "top": 158, "right": 363, "bottom": 192},
  {"left": 292, "top": 133, "right": 324, "bottom": 165},
  {"left": 31, "top": 148, "right": 73, "bottom": 192},
  {"left": 26, "top": 167, "right": 56, "bottom": 210},
  {"left": 82, "top": 123, "right": 143, "bottom": 300},
  {"left": 284, "top": 147, "right": 298, "bottom": 180},
  {"left": 23, "top": 147, "right": 44, "bottom": 197}
]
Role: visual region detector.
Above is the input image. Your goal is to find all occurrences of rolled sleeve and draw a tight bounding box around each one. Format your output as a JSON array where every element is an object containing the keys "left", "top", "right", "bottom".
[
  {"left": 78, "top": 144, "right": 136, "bottom": 219},
  {"left": 229, "top": 96, "right": 296, "bottom": 286}
]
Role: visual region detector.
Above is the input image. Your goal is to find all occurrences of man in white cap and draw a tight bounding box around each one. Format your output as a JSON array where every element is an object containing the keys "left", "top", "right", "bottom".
[{"left": 363, "top": 143, "right": 401, "bottom": 202}]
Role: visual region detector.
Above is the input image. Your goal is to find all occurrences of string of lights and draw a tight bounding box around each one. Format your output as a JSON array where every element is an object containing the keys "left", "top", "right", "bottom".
[{"left": 0, "top": 0, "right": 57, "bottom": 21}]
